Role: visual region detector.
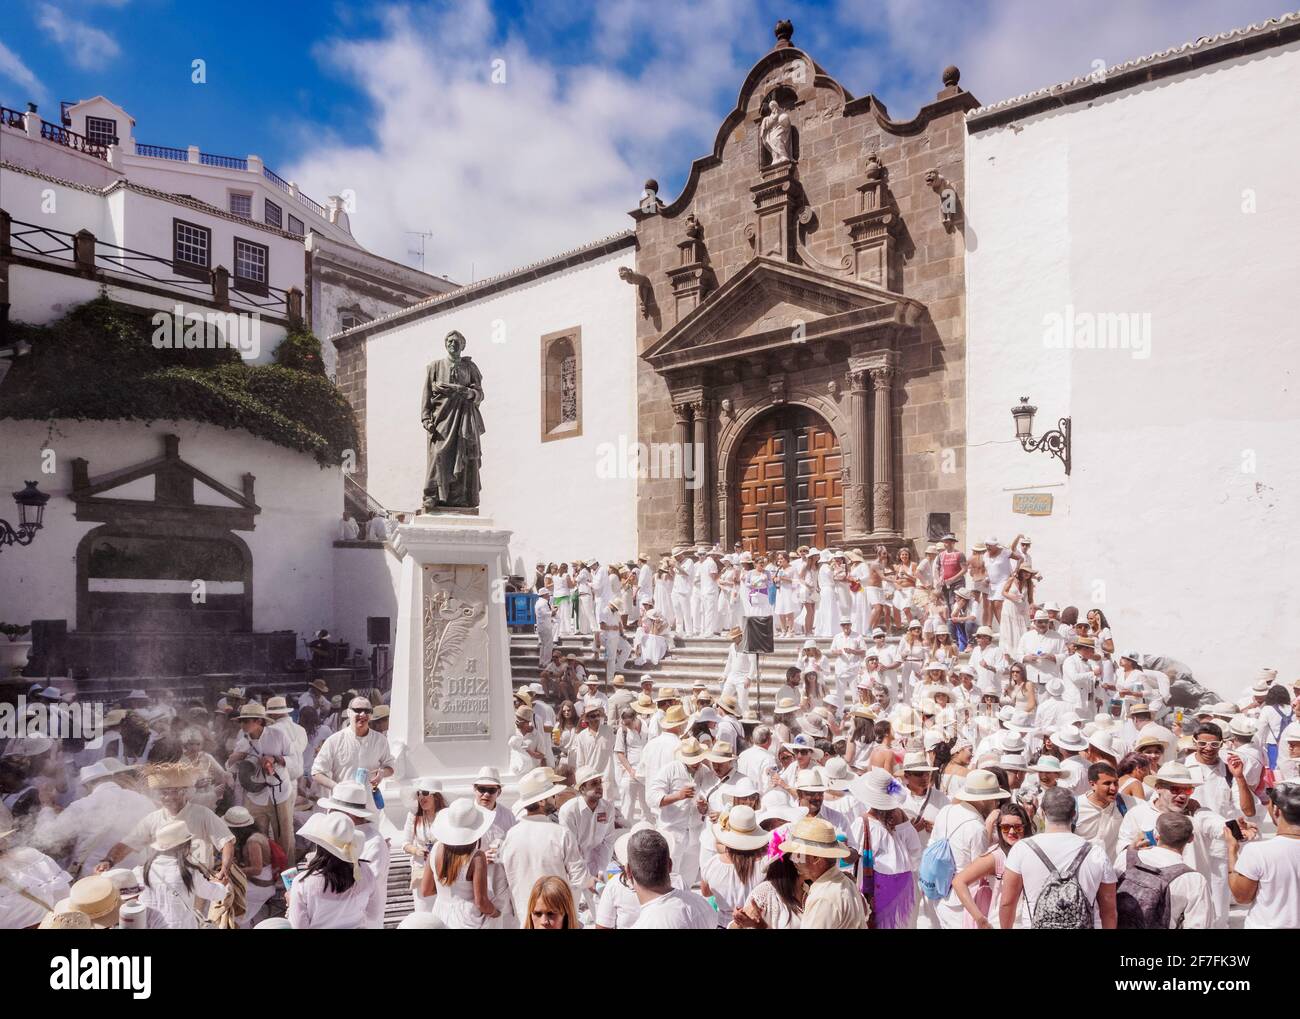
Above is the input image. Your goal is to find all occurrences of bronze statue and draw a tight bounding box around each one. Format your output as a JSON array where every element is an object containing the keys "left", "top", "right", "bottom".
[{"left": 421, "top": 330, "right": 485, "bottom": 510}]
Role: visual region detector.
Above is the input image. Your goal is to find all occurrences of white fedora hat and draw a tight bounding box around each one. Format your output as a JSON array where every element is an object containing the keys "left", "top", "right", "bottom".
[
  {"left": 515, "top": 767, "right": 567, "bottom": 808},
  {"left": 150, "top": 819, "right": 193, "bottom": 853},
  {"left": 793, "top": 767, "right": 829, "bottom": 793},
  {"left": 1052, "top": 726, "right": 1088, "bottom": 752},
  {"left": 1228, "top": 715, "right": 1258, "bottom": 740},
  {"left": 1029, "top": 755, "right": 1063, "bottom": 774},
  {"left": 414, "top": 776, "right": 444, "bottom": 794},
  {"left": 318, "top": 780, "right": 377, "bottom": 819},
  {"left": 613, "top": 821, "right": 657, "bottom": 866},
  {"left": 954, "top": 769, "right": 1010, "bottom": 802},
  {"left": 998, "top": 753, "right": 1028, "bottom": 772},
  {"left": 779, "top": 816, "right": 850, "bottom": 858},
  {"left": 430, "top": 798, "right": 495, "bottom": 846},
  {"left": 997, "top": 731, "right": 1027, "bottom": 754},
  {"left": 849, "top": 767, "right": 908, "bottom": 811},
  {"left": 78, "top": 760, "right": 118, "bottom": 786},
  {"left": 901, "top": 751, "right": 937, "bottom": 772},
  {"left": 472, "top": 766, "right": 503, "bottom": 787},
  {"left": 298, "top": 812, "right": 364, "bottom": 867},
  {"left": 820, "top": 756, "right": 855, "bottom": 791},
  {"left": 974, "top": 625, "right": 995, "bottom": 638},
  {"left": 713, "top": 805, "right": 771, "bottom": 852},
  {"left": 1087, "top": 730, "right": 1118, "bottom": 757},
  {"left": 720, "top": 776, "right": 760, "bottom": 800},
  {"left": 1144, "top": 762, "right": 1204, "bottom": 790},
  {"left": 1004, "top": 711, "right": 1037, "bottom": 735},
  {"left": 574, "top": 764, "right": 604, "bottom": 788}
]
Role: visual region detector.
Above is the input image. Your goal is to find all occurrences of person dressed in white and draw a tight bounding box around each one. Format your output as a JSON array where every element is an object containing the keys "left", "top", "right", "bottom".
[
  {"left": 135, "top": 819, "right": 228, "bottom": 930},
  {"left": 310, "top": 697, "right": 394, "bottom": 812},
  {"left": 1112, "top": 811, "right": 1211, "bottom": 928},
  {"left": 336, "top": 514, "right": 360, "bottom": 541},
  {"left": 227, "top": 702, "right": 296, "bottom": 866},
  {"left": 697, "top": 550, "right": 722, "bottom": 636},
  {"left": 829, "top": 619, "right": 866, "bottom": 709},
  {"left": 0, "top": 827, "right": 72, "bottom": 929},
  {"left": 41, "top": 761, "right": 153, "bottom": 879},
  {"left": 670, "top": 551, "right": 695, "bottom": 637},
  {"left": 626, "top": 828, "right": 717, "bottom": 929},
  {"left": 498, "top": 768, "right": 593, "bottom": 922},
  {"left": 700, "top": 805, "right": 770, "bottom": 927},
  {"left": 288, "top": 812, "right": 376, "bottom": 929},
  {"left": 813, "top": 552, "right": 837, "bottom": 637},
  {"left": 422, "top": 797, "right": 501, "bottom": 929},
  {"left": 558, "top": 767, "right": 619, "bottom": 913},
  {"left": 1001, "top": 787, "right": 1117, "bottom": 928},
  {"left": 720, "top": 628, "right": 758, "bottom": 719},
  {"left": 401, "top": 778, "right": 443, "bottom": 914},
  {"left": 1017, "top": 612, "right": 1066, "bottom": 689},
  {"left": 318, "top": 781, "right": 389, "bottom": 929},
  {"left": 1229, "top": 780, "right": 1300, "bottom": 929},
  {"left": 928, "top": 769, "right": 1006, "bottom": 929},
  {"left": 632, "top": 600, "right": 670, "bottom": 666},
  {"left": 598, "top": 600, "right": 632, "bottom": 684},
  {"left": 850, "top": 767, "right": 924, "bottom": 928},
  {"left": 534, "top": 590, "right": 555, "bottom": 668},
  {"left": 648, "top": 737, "right": 716, "bottom": 888}
]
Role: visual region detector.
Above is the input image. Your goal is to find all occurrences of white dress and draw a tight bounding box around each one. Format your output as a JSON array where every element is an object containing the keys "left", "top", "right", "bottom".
[
  {"left": 814, "top": 565, "right": 837, "bottom": 636},
  {"left": 430, "top": 853, "right": 493, "bottom": 929},
  {"left": 135, "top": 857, "right": 227, "bottom": 930},
  {"left": 775, "top": 566, "right": 798, "bottom": 616}
]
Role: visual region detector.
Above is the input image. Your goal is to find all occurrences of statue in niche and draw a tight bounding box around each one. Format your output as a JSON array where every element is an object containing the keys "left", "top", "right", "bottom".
[
  {"left": 421, "top": 330, "right": 485, "bottom": 510},
  {"left": 761, "top": 99, "right": 793, "bottom": 165}
]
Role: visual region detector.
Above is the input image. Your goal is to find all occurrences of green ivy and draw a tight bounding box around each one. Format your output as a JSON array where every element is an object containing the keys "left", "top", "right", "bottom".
[
  {"left": 0, "top": 298, "right": 357, "bottom": 466},
  {"left": 272, "top": 330, "right": 327, "bottom": 374}
]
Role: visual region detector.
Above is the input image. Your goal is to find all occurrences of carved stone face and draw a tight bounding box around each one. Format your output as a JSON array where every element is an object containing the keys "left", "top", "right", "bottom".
[{"left": 444, "top": 330, "right": 467, "bottom": 357}]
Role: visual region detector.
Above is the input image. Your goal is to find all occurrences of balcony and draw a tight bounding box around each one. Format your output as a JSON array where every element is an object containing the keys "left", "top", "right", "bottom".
[{"left": 136, "top": 141, "right": 330, "bottom": 221}]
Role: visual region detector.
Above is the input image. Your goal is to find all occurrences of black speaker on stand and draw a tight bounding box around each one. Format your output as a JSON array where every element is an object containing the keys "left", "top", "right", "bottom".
[{"left": 741, "top": 616, "right": 774, "bottom": 718}]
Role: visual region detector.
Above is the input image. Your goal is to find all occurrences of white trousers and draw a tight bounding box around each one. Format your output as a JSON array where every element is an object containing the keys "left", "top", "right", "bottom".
[
  {"left": 699, "top": 596, "right": 719, "bottom": 637},
  {"left": 671, "top": 593, "right": 693, "bottom": 635},
  {"left": 606, "top": 636, "right": 631, "bottom": 683}
]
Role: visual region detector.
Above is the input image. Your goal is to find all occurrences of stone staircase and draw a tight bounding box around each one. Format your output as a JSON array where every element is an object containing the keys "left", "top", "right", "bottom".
[{"left": 508, "top": 631, "right": 904, "bottom": 712}]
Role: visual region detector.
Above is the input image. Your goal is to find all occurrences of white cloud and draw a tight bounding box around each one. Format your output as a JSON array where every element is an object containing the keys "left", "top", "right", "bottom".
[
  {"left": 35, "top": 2, "right": 122, "bottom": 70},
  {"left": 0, "top": 38, "right": 48, "bottom": 105}
]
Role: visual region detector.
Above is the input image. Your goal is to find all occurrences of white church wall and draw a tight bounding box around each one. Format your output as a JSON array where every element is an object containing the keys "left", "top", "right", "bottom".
[
  {"left": 362, "top": 245, "right": 639, "bottom": 577},
  {"left": 330, "top": 544, "right": 403, "bottom": 659},
  {"left": 0, "top": 420, "right": 343, "bottom": 644},
  {"left": 965, "top": 43, "right": 1300, "bottom": 699}
]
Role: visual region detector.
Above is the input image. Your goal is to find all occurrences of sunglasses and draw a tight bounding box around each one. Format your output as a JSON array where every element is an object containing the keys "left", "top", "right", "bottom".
[
  {"left": 998, "top": 824, "right": 1025, "bottom": 834},
  {"left": 352, "top": 708, "right": 372, "bottom": 716},
  {"left": 1195, "top": 740, "right": 1223, "bottom": 749},
  {"left": 473, "top": 785, "right": 501, "bottom": 794}
]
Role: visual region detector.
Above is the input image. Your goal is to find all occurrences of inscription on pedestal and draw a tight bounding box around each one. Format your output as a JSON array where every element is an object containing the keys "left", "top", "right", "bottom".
[{"left": 422, "top": 563, "right": 491, "bottom": 741}]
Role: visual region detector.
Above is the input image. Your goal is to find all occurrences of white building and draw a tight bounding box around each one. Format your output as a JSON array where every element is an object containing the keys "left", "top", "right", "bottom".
[{"left": 963, "top": 15, "right": 1300, "bottom": 697}]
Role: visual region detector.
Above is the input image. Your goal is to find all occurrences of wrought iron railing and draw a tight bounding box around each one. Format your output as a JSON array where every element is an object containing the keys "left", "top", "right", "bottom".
[
  {"left": 263, "top": 166, "right": 292, "bottom": 192},
  {"left": 135, "top": 142, "right": 187, "bottom": 161},
  {"left": 198, "top": 151, "right": 248, "bottom": 171},
  {"left": 38, "top": 119, "right": 109, "bottom": 160},
  {"left": 0, "top": 106, "right": 25, "bottom": 130},
  {"left": 5, "top": 214, "right": 291, "bottom": 316}
]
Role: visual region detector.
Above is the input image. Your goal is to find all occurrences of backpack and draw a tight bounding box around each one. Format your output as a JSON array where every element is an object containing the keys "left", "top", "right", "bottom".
[
  {"left": 1115, "top": 848, "right": 1192, "bottom": 929},
  {"left": 1026, "top": 840, "right": 1095, "bottom": 929},
  {"left": 918, "top": 816, "right": 977, "bottom": 900}
]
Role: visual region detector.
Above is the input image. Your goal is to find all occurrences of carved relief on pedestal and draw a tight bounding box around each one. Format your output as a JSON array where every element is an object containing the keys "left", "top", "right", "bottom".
[
  {"left": 844, "top": 483, "right": 868, "bottom": 534},
  {"left": 422, "top": 564, "right": 490, "bottom": 741},
  {"left": 872, "top": 481, "right": 894, "bottom": 530}
]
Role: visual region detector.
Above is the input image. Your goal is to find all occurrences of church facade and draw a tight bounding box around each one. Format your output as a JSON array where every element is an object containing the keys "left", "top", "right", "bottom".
[{"left": 631, "top": 21, "right": 976, "bottom": 555}]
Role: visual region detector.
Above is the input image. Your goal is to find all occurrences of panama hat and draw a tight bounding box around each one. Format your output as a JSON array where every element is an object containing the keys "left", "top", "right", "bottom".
[
  {"left": 318, "top": 780, "right": 377, "bottom": 819},
  {"left": 1032, "top": 610, "right": 1051, "bottom": 622},
  {"left": 614, "top": 821, "right": 657, "bottom": 866},
  {"left": 793, "top": 767, "right": 829, "bottom": 793},
  {"left": 77, "top": 760, "right": 120, "bottom": 786},
  {"left": 675, "top": 737, "right": 710, "bottom": 765},
  {"left": 1145, "top": 762, "right": 1204, "bottom": 790},
  {"left": 309, "top": 678, "right": 329, "bottom": 694},
  {"left": 1128, "top": 702, "right": 1153, "bottom": 716},
  {"left": 54, "top": 875, "right": 119, "bottom": 925},
  {"left": 850, "top": 767, "right": 908, "bottom": 811},
  {"left": 513, "top": 705, "right": 535, "bottom": 725},
  {"left": 999, "top": 754, "right": 1028, "bottom": 772},
  {"left": 655, "top": 685, "right": 681, "bottom": 703},
  {"left": 850, "top": 704, "right": 877, "bottom": 719},
  {"left": 954, "top": 769, "right": 1010, "bottom": 802},
  {"left": 716, "top": 693, "right": 741, "bottom": 717},
  {"left": 757, "top": 802, "right": 804, "bottom": 830},
  {"left": 1051, "top": 726, "right": 1088, "bottom": 752},
  {"left": 782, "top": 732, "right": 820, "bottom": 754},
  {"left": 901, "top": 751, "right": 936, "bottom": 772},
  {"left": 516, "top": 767, "right": 567, "bottom": 808},
  {"left": 660, "top": 704, "right": 690, "bottom": 730},
  {"left": 720, "top": 776, "right": 760, "bottom": 800},
  {"left": 706, "top": 741, "right": 737, "bottom": 765},
  {"left": 299, "top": 812, "right": 364, "bottom": 868},
  {"left": 632, "top": 693, "right": 657, "bottom": 715},
  {"left": 150, "top": 819, "right": 193, "bottom": 853},
  {"left": 223, "top": 806, "right": 255, "bottom": 828},
  {"left": 574, "top": 765, "right": 604, "bottom": 789},
  {"left": 800, "top": 713, "right": 830, "bottom": 738},
  {"left": 779, "top": 816, "right": 850, "bottom": 858},
  {"left": 265, "top": 696, "right": 292, "bottom": 716},
  {"left": 997, "top": 731, "right": 1027, "bottom": 754},
  {"left": 471, "top": 766, "right": 502, "bottom": 788},
  {"left": 820, "top": 757, "right": 855, "bottom": 791},
  {"left": 1134, "top": 731, "right": 1167, "bottom": 750},
  {"left": 236, "top": 702, "right": 270, "bottom": 722},
  {"left": 974, "top": 626, "right": 994, "bottom": 639},
  {"left": 1087, "top": 730, "right": 1118, "bottom": 757},
  {"left": 713, "top": 805, "right": 771, "bottom": 851},
  {"left": 774, "top": 697, "right": 800, "bottom": 716},
  {"left": 431, "top": 798, "right": 495, "bottom": 845},
  {"left": 1029, "top": 755, "right": 1062, "bottom": 774},
  {"left": 39, "top": 909, "right": 95, "bottom": 930},
  {"left": 1228, "top": 715, "right": 1259, "bottom": 740},
  {"left": 1282, "top": 722, "right": 1300, "bottom": 744}
]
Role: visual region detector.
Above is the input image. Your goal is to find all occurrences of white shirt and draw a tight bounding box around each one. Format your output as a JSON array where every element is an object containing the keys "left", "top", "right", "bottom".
[
  {"left": 596, "top": 875, "right": 643, "bottom": 928},
  {"left": 498, "top": 814, "right": 591, "bottom": 922},
  {"left": 930, "top": 803, "right": 991, "bottom": 928},
  {"left": 0, "top": 847, "right": 71, "bottom": 929},
  {"left": 851, "top": 814, "right": 921, "bottom": 875},
  {"left": 639, "top": 731, "right": 682, "bottom": 786},
  {"left": 365, "top": 516, "right": 388, "bottom": 541},
  {"left": 649, "top": 761, "right": 710, "bottom": 832},
  {"left": 1182, "top": 757, "right": 1244, "bottom": 822},
  {"left": 232, "top": 724, "right": 293, "bottom": 806},
  {"left": 1004, "top": 832, "right": 1116, "bottom": 927},
  {"left": 288, "top": 860, "right": 377, "bottom": 929},
  {"left": 1017, "top": 629, "right": 1065, "bottom": 686},
  {"left": 738, "top": 744, "right": 777, "bottom": 791},
  {"left": 272, "top": 716, "right": 309, "bottom": 781},
  {"left": 631, "top": 886, "right": 717, "bottom": 929},
  {"left": 311, "top": 727, "right": 395, "bottom": 786},
  {"left": 1233, "top": 836, "right": 1300, "bottom": 929},
  {"left": 1074, "top": 793, "right": 1134, "bottom": 860},
  {"left": 1112, "top": 845, "right": 1212, "bottom": 929},
  {"left": 699, "top": 557, "right": 720, "bottom": 594},
  {"left": 557, "top": 795, "right": 618, "bottom": 873},
  {"left": 126, "top": 803, "right": 235, "bottom": 856},
  {"left": 701, "top": 852, "right": 767, "bottom": 927}
]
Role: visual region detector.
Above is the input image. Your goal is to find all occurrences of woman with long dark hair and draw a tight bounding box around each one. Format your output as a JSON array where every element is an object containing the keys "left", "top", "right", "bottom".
[
  {"left": 701, "top": 806, "right": 770, "bottom": 928},
  {"left": 223, "top": 807, "right": 275, "bottom": 928},
  {"left": 951, "top": 801, "right": 1031, "bottom": 928},
  {"left": 135, "top": 819, "right": 227, "bottom": 929},
  {"left": 288, "top": 812, "right": 374, "bottom": 929},
  {"left": 420, "top": 798, "right": 499, "bottom": 929},
  {"left": 402, "top": 777, "right": 447, "bottom": 913},
  {"left": 732, "top": 841, "right": 805, "bottom": 929},
  {"left": 850, "top": 767, "right": 922, "bottom": 929}
]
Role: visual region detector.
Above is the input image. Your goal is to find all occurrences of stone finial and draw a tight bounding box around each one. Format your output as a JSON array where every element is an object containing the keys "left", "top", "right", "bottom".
[
  {"left": 644, "top": 178, "right": 659, "bottom": 196},
  {"left": 683, "top": 213, "right": 703, "bottom": 241},
  {"left": 774, "top": 19, "right": 794, "bottom": 48},
  {"left": 942, "top": 65, "right": 960, "bottom": 88}
]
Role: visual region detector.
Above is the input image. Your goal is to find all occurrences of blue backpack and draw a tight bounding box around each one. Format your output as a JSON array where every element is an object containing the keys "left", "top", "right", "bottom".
[{"left": 918, "top": 816, "right": 978, "bottom": 900}]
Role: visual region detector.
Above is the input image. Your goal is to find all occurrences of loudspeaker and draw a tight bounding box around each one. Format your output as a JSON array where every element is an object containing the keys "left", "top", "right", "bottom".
[
  {"left": 742, "top": 615, "right": 774, "bottom": 654},
  {"left": 366, "top": 616, "right": 391, "bottom": 645},
  {"left": 927, "top": 512, "right": 952, "bottom": 541}
]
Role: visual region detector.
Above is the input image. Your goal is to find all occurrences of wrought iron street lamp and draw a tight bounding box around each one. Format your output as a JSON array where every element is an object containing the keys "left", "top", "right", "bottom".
[
  {"left": 0, "top": 481, "right": 49, "bottom": 552},
  {"left": 1011, "top": 397, "right": 1071, "bottom": 475}
]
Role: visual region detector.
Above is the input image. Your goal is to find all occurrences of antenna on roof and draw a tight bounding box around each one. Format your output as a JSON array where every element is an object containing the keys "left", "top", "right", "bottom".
[{"left": 404, "top": 229, "right": 434, "bottom": 272}]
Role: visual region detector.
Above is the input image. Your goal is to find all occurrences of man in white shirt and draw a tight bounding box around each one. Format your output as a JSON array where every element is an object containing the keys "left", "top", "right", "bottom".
[
  {"left": 899, "top": 751, "right": 947, "bottom": 928},
  {"left": 968, "top": 626, "right": 1009, "bottom": 695},
  {"left": 829, "top": 618, "right": 865, "bottom": 707},
  {"left": 1229, "top": 781, "right": 1300, "bottom": 929},
  {"left": 929, "top": 769, "right": 1007, "bottom": 929},
  {"left": 1074, "top": 762, "right": 1131, "bottom": 860},
  {"left": 636, "top": 554, "right": 654, "bottom": 609},
  {"left": 598, "top": 600, "right": 632, "bottom": 684},
  {"left": 1062, "top": 636, "right": 1103, "bottom": 711},
  {"left": 626, "top": 828, "right": 716, "bottom": 929},
  {"left": 720, "top": 628, "right": 757, "bottom": 719},
  {"left": 1002, "top": 787, "right": 1118, "bottom": 928},
  {"left": 648, "top": 737, "right": 716, "bottom": 887},
  {"left": 228, "top": 702, "right": 297, "bottom": 866},
  {"left": 336, "top": 513, "right": 360, "bottom": 541},
  {"left": 1017, "top": 612, "right": 1065, "bottom": 687},
  {"left": 365, "top": 513, "right": 388, "bottom": 542},
  {"left": 737, "top": 725, "right": 777, "bottom": 792},
  {"left": 534, "top": 590, "right": 555, "bottom": 667},
  {"left": 670, "top": 550, "right": 695, "bottom": 637},
  {"left": 310, "top": 697, "right": 395, "bottom": 811},
  {"left": 1184, "top": 721, "right": 1255, "bottom": 823},
  {"left": 639, "top": 703, "right": 689, "bottom": 805},
  {"left": 698, "top": 550, "right": 721, "bottom": 636},
  {"left": 558, "top": 767, "right": 620, "bottom": 907},
  {"left": 499, "top": 768, "right": 594, "bottom": 922},
  {"left": 574, "top": 701, "right": 616, "bottom": 788},
  {"left": 1113, "top": 811, "right": 1211, "bottom": 928}
]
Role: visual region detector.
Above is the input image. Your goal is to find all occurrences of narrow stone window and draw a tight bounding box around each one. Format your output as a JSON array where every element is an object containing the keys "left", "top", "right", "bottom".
[{"left": 540, "top": 327, "right": 582, "bottom": 441}]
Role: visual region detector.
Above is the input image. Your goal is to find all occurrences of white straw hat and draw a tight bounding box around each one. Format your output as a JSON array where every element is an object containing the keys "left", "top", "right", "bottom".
[
  {"left": 317, "top": 780, "right": 377, "bottom": 819},
  {"left": 1052, "top": 726, "right": 1088, "bottom": 752},
  {"left": 953, "top": 769, "right": 1010, "bottom": 802},
  {"left": 298, "top": 812, "right": 364, "bottom": 868},
  {"left": 515, "top": 767, "right": 567, "bottom": 808},
  {"left": 849, "top": 767, "right": 908, "bottom": 811},
  {"left": 430, "top": 798, "right": 495, "bottom": 846},
  {"left": 150, "top": 819, "right": 193, "bottom": 853},
  {"left": 713, "top": 806, "right": 771, "bottom": 851}
]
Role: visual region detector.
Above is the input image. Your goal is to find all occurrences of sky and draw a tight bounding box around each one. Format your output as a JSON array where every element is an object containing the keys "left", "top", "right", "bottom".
[{"left": 1, "top": 0, "right": 1291, "bottom": 283}]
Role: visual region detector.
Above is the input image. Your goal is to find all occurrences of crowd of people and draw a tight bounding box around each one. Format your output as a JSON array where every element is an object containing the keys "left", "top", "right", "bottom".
[{"left": 3, "top": 532, "right": 1299, "bottom": 930}]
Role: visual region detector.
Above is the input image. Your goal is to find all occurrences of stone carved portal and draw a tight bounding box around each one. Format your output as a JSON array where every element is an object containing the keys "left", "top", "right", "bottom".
[
  {"left": 734, "top": 405, "right": 843, "bottom": 553},
  {"left": 421, "top": 563, "right": 490, "bottom": 741}
]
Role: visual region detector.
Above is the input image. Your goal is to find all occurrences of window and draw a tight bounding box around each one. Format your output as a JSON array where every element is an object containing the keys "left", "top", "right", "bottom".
[
  {"left": 264, "top": 199, "right": 282, "bottom": 229},
  {"left": 233, "top": 237, "right": 269, "bottom": 294},
  {"left": 172, "top": 219, "right": 211, "bottom": 279},
  {"left": 229, "top": 192, "right": 252, "bottom": 218},
  {"left": 339, "top": 305, "right": 371, "bottom": 332},
  {"left": 287, "top": 214, "right": 304, "bottom": 236},
  {"left": 85, "top": 116, "right": 117, "bottom": 147},
  {"left": 540, "top": 327, "right": 582, "bottom": 441}
]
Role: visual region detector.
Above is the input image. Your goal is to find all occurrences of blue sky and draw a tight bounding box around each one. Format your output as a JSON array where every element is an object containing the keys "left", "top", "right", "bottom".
[{"left": 2, "top": 0, "right": 1291, "bottom": 280}]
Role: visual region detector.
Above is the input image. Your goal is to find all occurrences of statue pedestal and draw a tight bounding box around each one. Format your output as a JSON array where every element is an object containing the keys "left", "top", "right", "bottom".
[{"left": 383, "top": 513, "right": 514, "bottom": 823}]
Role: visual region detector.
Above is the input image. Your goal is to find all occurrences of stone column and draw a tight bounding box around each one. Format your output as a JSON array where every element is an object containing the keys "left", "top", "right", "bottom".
[
  {"left": 690, "top": 399, "right": 712, "bottom": 545},
  {"left": 870, "top": 365, "right": 898, "bottom": 535},
  {"left": 845, "top": 370, "right": 871, "bottom": 537},
  {"left": 672, "top": 402, "right": 694, "bottom": 548}
]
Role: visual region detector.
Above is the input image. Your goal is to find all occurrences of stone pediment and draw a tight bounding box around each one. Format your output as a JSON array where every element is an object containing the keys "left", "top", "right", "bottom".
[{"left": 642, "top": 256, "right": 921, "bottom": 375}]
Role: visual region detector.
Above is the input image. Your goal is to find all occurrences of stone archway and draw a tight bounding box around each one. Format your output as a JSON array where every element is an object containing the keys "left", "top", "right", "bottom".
[{"left": 728, "top": 403, "right": 844, "bottom": 553}]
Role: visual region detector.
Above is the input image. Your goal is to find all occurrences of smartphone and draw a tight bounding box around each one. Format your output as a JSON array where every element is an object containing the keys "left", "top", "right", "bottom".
[
  {"left": 280, "top": 866, "right": 299, "bottom": 891},
  {"left": 1226, "top": 820, "right": 1244, "bottom": 842}
]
